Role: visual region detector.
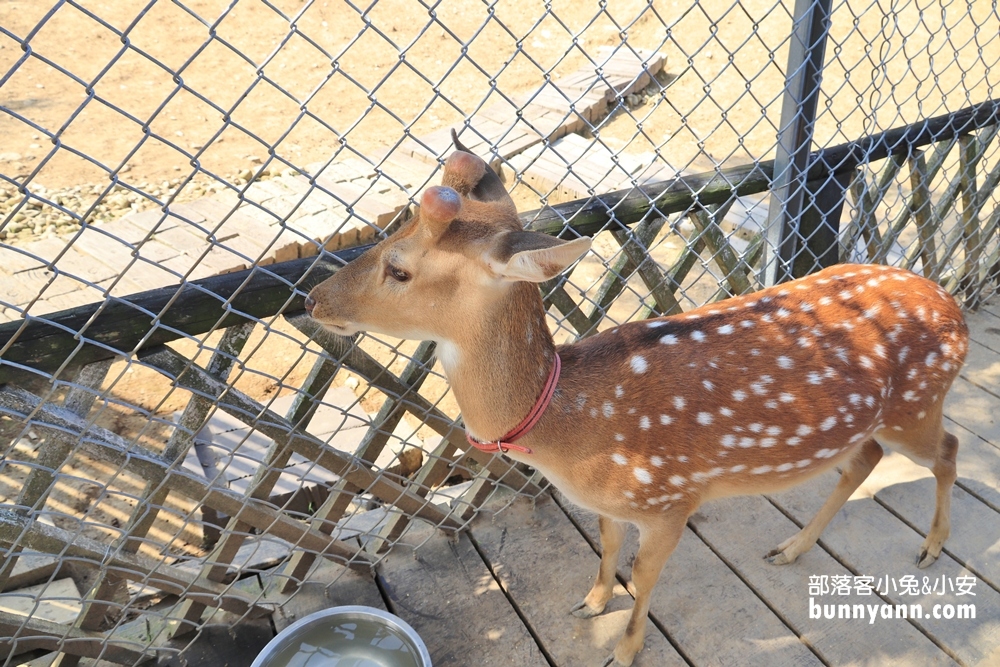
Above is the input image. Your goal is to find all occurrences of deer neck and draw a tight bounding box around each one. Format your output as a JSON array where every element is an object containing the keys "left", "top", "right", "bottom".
[{"left": 438, "top": 282, "right": 555, "bottom": 443}]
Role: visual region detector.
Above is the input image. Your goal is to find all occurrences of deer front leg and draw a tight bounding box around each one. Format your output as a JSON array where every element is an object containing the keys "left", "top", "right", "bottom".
[
  {"left": 572, "top": 514, "right": 625, "bottom": 618},
  {"left": 606, "top": 511, "right": 687, "bottom": 667}
]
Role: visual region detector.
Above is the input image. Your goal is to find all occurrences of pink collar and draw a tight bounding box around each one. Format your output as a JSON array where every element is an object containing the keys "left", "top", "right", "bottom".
[{"left": 465, "top": 352, "right": 561, "bottom": 456}]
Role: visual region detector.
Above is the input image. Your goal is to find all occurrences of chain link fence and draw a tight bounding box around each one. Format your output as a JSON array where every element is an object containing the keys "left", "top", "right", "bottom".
[{"left": 1, "top": 0, "right": 998, "bottom": 664}]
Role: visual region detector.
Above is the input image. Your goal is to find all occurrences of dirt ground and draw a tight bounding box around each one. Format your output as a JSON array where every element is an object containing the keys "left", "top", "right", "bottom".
[
  {"left": 0, "top": 0, "right": 997, "bottom": 558},
  {"left": 2, "top": 0, "right": 994, "bottom": 191}
]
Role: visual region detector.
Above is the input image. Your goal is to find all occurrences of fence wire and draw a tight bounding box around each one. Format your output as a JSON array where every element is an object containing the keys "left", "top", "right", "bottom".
[{"left": 0, "top": 0, "right": 998, "bottom": 664}]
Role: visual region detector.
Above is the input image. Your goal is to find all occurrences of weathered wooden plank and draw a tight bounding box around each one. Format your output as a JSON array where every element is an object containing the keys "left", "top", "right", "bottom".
[
  {"left": 907, "top": 151, "right": 940, "bottom": 279},
  {"left": 0, "top": 386, "right": 372, "bottom": 570},
  {"left": 690, "top": 494, "right": 954, "bottom": 665},
  {"left": 471, "top": 495, "right": 687, "bottom": 667},
  {"left": 846, "top": 155, "right": 902, "bottom": 261},
  {"left": 771, "top": 471, "right": 1000, "bottom": 665},
  {"left": 378, "top": 516, "right": 549, "bottom": 667},
  {"left": 965, "top": 308, "right": 1000, "bottom": 354},
  {"left": 0, "top": 611, "right": 150, "bottom": 665},
  {"left": 0, "top": 251, "right": 362, "bottom": 384},
  {"left": 569, "top": 507, "right": 821, "bottom": 666},
  {"left": 139, "top": 346, "right": 461, "bottom": 532},
  {"left": 0, "top": 359, "right": 113, "bottom": 596},
  {"left": 0, "top": 511, "right": 266, "bottom": 619},
  {"left": 71, "top": 325, "right": 255, "bottom": 636}
]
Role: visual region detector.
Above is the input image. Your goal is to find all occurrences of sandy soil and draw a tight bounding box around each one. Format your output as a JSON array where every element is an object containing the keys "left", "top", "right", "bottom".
[{"left": 2, "top": 1, "right": 993, "bottom": 191}]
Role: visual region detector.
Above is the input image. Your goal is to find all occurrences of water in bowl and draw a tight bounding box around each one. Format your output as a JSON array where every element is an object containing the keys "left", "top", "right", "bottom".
[{"left": 267, "top": 617, "right": 421, "bottom": 667}]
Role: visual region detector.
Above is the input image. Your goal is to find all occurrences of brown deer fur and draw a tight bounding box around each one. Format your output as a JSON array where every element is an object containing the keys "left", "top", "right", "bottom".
[{"left": 305, "top": 136, "right": 968, "bottom": 666}]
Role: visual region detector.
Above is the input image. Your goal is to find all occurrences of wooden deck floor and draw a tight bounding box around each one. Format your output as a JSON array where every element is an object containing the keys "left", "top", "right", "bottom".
[{"left": 263, "top": 300, "right": 1000, "bottom": 667}]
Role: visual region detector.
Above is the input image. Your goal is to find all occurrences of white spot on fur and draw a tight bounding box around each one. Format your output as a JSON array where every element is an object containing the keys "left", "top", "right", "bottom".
[
  {"left": 732, "top": 389, "right": 747, "bottom": 402},
  {"left": 752, "top": 465, "right": 773, "bottom": 475},
  {"left": 660, "top": 414, "right": 673, "bottom": 425},
  {"left": 612, "top": 453, "right": 627, "bottom": 465},
  {"left": 697, "top": 412, "right": 714, "bottom": 425},
  {"left": 673, "top": 396, "right": 686, "bottom": 410},
  {"left": 777, "top": 356, "right": 794, "bottom": 369},
  {"left": 703, "top": 380, "right": 715, "bottom": 391},
  {"left": 603, "top": 401, "right": 615, "bottom": 418},
  {"left": 718, "top": 324, "right": 735, "bottom": 335},
  {"left": 651, "top": 456, "right": 664, "bottom": 467},
  {"left": 669, "top": 475, "right": 686, "bottom": 487},
  {"left": 819, "top": 416, "right": 838, "bottom": 431},
  {"left": 615, "top": 385, "right": 624, "bottom": 398},
  {"left": 634, "top": 468, "right": 652, "bottom": 484},
  {"left": 631, "top": 355, "right": 648, "bottom": 374},
  {"left": 639, "top": 416, "right": 651, "bottom": 430},
  {"left": 786, "top": 436, "right": 802, "bottom": 446},
  {"left": 660, "top": 334, "right": 678, "bottom": 345},
  {"left": 691, "top": 331, "right": 706, "bottom": 342},
  {"left": 721, "top": 434, "right": 736, "bottom": 448},
  {"left": 797, "top": 425, "right": 814, "bottom": 436},
  {"left": 719, "top": 407, "right": 734, "bottom": 417}
]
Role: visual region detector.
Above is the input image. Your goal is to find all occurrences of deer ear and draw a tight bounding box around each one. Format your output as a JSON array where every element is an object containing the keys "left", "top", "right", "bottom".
[
  {"left": 443, "top": 129, "right": 511, "bottom": 207},
  {"left": 488, "top": 231, "right": 591, "bottom": 283},
  {"left": 419, "top": 186, "right": 461, "bottom": 237}
]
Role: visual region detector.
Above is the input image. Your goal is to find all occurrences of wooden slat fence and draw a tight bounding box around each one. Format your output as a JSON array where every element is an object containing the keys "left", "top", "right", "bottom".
[{"left": 0, "top": 98, "right": 999, "bottom": 665}]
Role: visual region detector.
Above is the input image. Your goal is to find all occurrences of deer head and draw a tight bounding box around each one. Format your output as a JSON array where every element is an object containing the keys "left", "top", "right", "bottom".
[{"left": 306, "top": 133, "right": 590, "bottom": 348}]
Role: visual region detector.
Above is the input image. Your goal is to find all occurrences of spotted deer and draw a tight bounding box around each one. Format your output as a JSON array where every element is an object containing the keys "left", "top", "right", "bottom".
[{"left": 304, "top": 134, "right": 968, "bottom": 667}]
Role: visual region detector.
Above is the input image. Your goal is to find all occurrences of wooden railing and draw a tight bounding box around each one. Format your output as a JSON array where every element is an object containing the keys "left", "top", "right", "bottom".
[{"left": 0, "top": 98, "right": 998, "bottom": 665}]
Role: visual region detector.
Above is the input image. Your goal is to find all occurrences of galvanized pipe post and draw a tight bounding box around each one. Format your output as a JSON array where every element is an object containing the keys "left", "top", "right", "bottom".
[{"left": 765, "top": 0, "right": 838, "bottom": 285}]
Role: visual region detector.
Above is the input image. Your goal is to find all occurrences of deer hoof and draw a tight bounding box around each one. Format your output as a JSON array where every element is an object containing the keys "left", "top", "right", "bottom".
[
  {"left": 601, "top": 654, "right": 632, "bottom": 667},
  {"left": 916, "top": 548, "right": 939, "bottom": 569},
  {"left": 764, "top": 548, "right": 795, "bottom": 566},
  {"left": 570, "top": 599, "right": 604, "bottom": 618}
]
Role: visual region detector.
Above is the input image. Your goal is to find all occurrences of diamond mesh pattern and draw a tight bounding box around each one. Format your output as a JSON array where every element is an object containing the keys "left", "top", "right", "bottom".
[{"left": 0, "top": 1, "right": 998, "bottom": 663}]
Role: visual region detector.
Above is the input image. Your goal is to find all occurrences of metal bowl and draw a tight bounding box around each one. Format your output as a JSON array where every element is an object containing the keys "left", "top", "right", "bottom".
[{"left": 252, "top": 605, "right": 432, "bottom": 667}]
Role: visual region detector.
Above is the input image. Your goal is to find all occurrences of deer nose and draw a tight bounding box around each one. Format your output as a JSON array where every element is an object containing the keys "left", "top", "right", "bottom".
[{"left": 303, "top": 294, "right": 316, "bottom": 315}]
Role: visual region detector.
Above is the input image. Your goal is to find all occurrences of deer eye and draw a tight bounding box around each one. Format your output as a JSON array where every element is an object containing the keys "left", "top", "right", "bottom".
[{"left": 387, "top": 264, "right": 411, "bottom": 283}]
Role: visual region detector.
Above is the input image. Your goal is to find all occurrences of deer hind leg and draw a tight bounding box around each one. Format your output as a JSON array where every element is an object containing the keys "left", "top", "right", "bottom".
[
  {"left": 767, "top": 438, "right": 883, "bottom": 566},
  {"left": 917, "top": 431, "right": 958, "bottom": 568},
  {"left": 572, "top": 515, "right": 625, "bottom": 618},
  {"left": 874, "top": 409, "right": 959, "bottom": 568},
  {"left": 606, "top": 511, "right": 687, "bottom": 667}
]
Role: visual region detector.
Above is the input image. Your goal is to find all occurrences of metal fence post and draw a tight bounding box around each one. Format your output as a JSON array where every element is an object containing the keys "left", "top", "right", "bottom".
[{"left": 764, "top": 0, "right": 838, "bottom": 284}]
